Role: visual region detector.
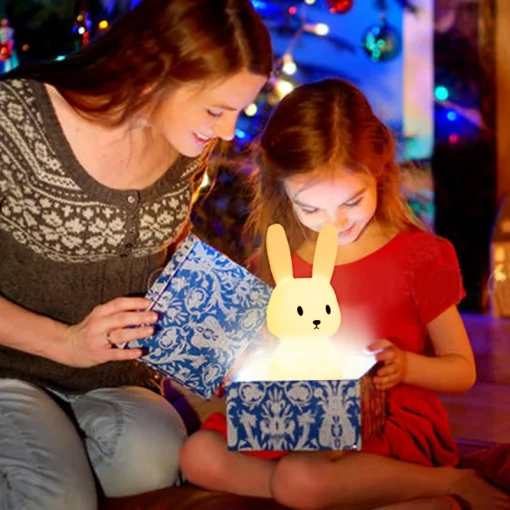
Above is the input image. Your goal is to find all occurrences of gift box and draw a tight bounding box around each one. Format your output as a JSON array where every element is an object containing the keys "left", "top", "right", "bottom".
[
  {"left": 130, "top": 233, "right": 272, "bottom": 400},
  {"left": 225, "top": 354, "right": 385, "bottom": 452}
]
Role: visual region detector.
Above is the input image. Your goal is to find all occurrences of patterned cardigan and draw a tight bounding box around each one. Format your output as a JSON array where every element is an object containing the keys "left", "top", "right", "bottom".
[{"left": 0, "top": 78, "right": 204, "bottom": 393}]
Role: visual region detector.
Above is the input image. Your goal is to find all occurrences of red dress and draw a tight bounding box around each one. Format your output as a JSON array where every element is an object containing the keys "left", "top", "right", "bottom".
[{"left": 201, "top": 229, "right": 466, "bottom": 466}]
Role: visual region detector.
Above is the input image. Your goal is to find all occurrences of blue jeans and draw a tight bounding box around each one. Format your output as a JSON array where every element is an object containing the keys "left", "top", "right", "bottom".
[{"left": 0, "top": 379, "right": 187, "bottom": 510}]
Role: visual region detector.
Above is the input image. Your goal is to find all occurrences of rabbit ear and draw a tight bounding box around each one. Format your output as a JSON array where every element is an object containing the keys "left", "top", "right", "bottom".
[
  {"left": 312, "top": 223, "right": 337, "bottom": 281},
  {"left": 266, "top": 223, "right": 294, "bottom": 284}
]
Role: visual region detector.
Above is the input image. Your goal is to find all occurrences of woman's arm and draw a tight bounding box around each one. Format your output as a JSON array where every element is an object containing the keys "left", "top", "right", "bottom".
[
  {"left": 0, "top": 295, "right": 70, "bottom": 363},
  {"left": 0, "top": 294, "right": 155, "bottom": 367},
  {"left": 403, "top": 305, "right": 476, "bottom": 393}
]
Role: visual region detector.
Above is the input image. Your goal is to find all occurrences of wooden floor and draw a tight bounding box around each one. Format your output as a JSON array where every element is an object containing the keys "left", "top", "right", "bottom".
[{"left": 440, "top": 313, "right": 510, "bottom": 446}]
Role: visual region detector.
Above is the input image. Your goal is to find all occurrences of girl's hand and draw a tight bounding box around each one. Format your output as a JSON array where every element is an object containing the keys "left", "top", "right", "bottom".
[
  {"left": 366, "top": 339, "right": 408, "bottom": 391},
  {"left": 60, "top": 297, "right": 158, "bottom": 368}
]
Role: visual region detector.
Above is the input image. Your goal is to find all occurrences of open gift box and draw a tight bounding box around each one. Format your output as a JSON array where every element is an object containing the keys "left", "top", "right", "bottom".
[
  {"left": 225, "top": 353, "right": 386, "bottom": 452},
  {"left": 129, "top": 233, "right": 272, "bottom": 400}
]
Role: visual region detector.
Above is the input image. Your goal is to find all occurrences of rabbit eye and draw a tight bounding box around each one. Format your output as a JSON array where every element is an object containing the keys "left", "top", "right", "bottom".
[
  {"left": 297, "top": 306, "right": 303, "bottom": 316},
  {"left": 326, "top": 305, "right": 331, "bottom": 315}
]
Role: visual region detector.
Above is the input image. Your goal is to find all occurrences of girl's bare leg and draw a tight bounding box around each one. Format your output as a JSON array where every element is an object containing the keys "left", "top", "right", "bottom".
[
  {"left": 271, "top": 451, "right": 510, "bottom": 510},
  {"left": 179, "top": 430, "right": 276, "bottom": 498}
]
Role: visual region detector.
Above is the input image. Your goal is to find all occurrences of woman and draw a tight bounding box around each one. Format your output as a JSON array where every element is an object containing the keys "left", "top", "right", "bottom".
[{"left": 0, "top": 1, "right": 272, "bottom": 509}]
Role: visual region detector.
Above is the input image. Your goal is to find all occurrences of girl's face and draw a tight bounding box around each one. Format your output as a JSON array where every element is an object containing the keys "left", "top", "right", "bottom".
[
  {"left": 148, "top": 70, "right": 266, "bottom": 157},
  {"left": 283, "top": 170, "right": 378, "bottom": 246}
]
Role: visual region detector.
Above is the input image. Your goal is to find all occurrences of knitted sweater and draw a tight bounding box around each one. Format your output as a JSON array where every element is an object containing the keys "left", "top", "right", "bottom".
[{"left": 0, "top": 78, "right": 203, "bottom": 393}]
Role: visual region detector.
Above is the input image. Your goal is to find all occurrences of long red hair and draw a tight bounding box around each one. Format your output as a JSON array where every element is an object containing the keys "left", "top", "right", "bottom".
[
  {"left": 245, "top": 78, "right": 423, "bottom": 284},
  {"left": 4, "top": 0, "right": 273, "bottom": 127}
]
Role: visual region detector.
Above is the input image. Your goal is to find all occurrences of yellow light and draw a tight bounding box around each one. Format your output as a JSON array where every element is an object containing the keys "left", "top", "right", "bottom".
[
  {"left": 199, "top": 171, "right": 210, "bottom": 190},
  {"left": 305, "top": 0, "right": 316, "bottom": 4},
  {"left": 244, "top": 103, "right": 258, "bottom": 117},
  {"left": 282, "top": 54, "right": 297, "bottom": 76},
  {"left": 233, "top": 349, "right": 377, "bottom": 383},
  {"left": 275, "top": 79, "right": 294, "bottom": 97},
  {"left": 98, "top": 20, "right": 109, "bottom": 30},
  {"left": 315, "top": 23, "right": 330, "bottom": 36}
]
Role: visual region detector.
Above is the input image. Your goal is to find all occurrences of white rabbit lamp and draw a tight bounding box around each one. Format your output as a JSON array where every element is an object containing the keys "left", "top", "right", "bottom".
[{"left": 266, "top": 223, "right": 343, "bottom": 381}]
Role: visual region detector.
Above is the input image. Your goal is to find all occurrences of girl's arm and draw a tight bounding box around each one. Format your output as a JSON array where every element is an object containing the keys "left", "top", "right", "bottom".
[{"left": 403, "top": 305, "right": 476, "bottom": 393}]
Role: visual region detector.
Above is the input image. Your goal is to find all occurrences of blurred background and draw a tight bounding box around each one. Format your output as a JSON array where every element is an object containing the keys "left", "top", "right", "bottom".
[{"left": 1, "top": 0, "right": 507, "bottom": 315}]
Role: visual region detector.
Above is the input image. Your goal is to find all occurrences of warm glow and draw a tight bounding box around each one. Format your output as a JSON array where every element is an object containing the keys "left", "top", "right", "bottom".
[
  {"left": 275, "top": 79, "right": 294, "bottom": 97},
  {"left": 244, "top": 103, "right": 258, "bottom": 117},
  {"left": 314, "top": 23, "right": 330, "bottom": 36},
  {"left": 282, "top": 54, "right": 297, "bottom": 75},
  {"left": 199, "top": 171, "right": 210, "bottom": 190},
  {"left": 234, "top": 351, "right": 377, "bottom": 383},
  {"left": 269, "top": 337, "right": 343, "bottom": 380},
  {"left": 98, "top": 20, "right": 109, "bottom": 30}
]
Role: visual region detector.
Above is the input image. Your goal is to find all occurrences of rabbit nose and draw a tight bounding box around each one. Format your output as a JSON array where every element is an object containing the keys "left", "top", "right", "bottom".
[{"left": 313, "top": 320, "right": 321, "bottom": 326}]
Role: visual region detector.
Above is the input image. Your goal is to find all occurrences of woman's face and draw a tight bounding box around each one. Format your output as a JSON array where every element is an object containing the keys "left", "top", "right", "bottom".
[
  {"left": 149, "top": 70, "right": 267, "bottom": 157},
  {"left": 283, "top": 169, "right": 379, "bottom": 246}
]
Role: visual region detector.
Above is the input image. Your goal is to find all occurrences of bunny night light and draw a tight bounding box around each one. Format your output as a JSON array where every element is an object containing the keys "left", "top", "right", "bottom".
[{"left": 266, "top": 222, "right": 343, "bottom": 381}]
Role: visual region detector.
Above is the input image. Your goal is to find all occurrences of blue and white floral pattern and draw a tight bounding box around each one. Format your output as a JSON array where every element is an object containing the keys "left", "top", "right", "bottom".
[
  {"left": 131, "top": 234, "right": 272, "bottom": 399},
  {"left": 226, "top": 378, "right": 384, "bottom": 451}
]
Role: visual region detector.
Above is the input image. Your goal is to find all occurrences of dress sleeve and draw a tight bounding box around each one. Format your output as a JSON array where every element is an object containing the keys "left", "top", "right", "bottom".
[
  {"left": 247, "top": 253, "right": 259, "bottom": 273},
  {"left": 410, "top": 236, "right": 466, "bottom": 325}
]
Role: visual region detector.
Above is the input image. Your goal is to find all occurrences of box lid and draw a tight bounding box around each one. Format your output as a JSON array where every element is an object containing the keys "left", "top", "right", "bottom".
[{"left": 130, "top": 233, "right": 272, "bottom": 399}]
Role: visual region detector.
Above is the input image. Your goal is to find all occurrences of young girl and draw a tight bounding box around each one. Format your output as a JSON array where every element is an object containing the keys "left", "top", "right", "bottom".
[{"left": 179, "top": 79, "right": 510, "bottom": 510}]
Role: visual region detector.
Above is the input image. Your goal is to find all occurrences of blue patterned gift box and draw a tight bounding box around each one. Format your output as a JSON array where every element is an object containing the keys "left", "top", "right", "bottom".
[
  {"left": 130, "top": 233, "right": 273, "bottom": 400},
  {"left": 225, "top": 357, "right": 385, "bottom": 452}
]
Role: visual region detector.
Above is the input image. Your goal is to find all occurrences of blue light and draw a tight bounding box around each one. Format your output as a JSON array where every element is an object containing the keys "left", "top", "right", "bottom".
[
  {"left": 251, "top": 0, "right": 268, "bottom": 10},
  {"left": 236, "top": 129, "right": 246, "bottom": 139},
  {"left": 434, "top": 86, "right": 449, "bottom": 101},
  {"left": 55, "top": 55, "right": 66, "bottom": 61},
  {"left": 447, "top": 111, "right": 457, "bottom": 121}
]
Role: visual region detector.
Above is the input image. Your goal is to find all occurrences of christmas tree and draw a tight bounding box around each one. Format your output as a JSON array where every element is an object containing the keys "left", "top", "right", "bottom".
[{"left": 1, "top": 0, "right": 419, "bottom": 262}]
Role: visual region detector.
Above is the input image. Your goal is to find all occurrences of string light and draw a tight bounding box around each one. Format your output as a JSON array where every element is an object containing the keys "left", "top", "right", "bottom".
[
  {"left": 434, "top": 85, "right": 449, "bottom": 101},
  {"left": 315, "top": 22, "right": 330, "bottom": 35},
  {"left": 275, "top": 79, "right": 295, "bottom": 97},
  {"left": 282, "top": 54, "right": 297, "bottom": 75},
  {"left": 244, "top": 103, "right": 258, "bottom": 117}
]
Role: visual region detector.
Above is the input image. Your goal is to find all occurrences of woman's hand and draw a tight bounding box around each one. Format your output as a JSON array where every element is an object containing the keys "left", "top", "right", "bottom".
[
  {"left": 61, "top": 297, "right": 158, "bottom": 368},
  {"left": 366, "top": 339, "right": 408, "bottom": 391}
]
